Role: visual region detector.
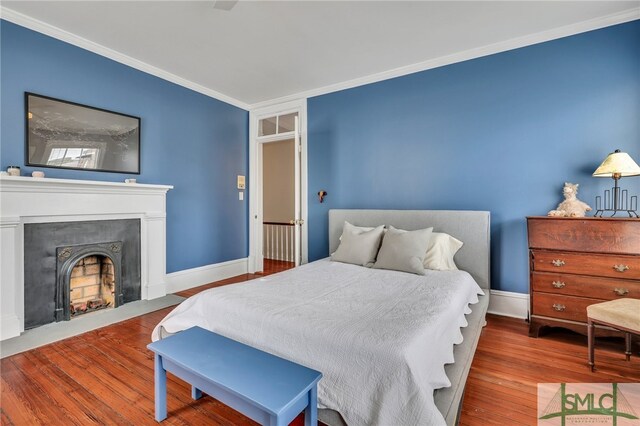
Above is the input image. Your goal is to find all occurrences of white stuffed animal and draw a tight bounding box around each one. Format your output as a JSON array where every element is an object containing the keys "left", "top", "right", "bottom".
[{"left": 548, "top": 182, "right": 592, "bottom": 217}]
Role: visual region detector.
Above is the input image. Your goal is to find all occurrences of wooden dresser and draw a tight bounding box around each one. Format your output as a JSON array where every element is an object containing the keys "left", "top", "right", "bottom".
[{"left": 527, "top": 217, "right": 640, "bottom": 337}]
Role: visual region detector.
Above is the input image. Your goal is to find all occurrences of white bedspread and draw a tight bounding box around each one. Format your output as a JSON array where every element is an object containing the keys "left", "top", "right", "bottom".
[{"left": 152, "top": 258, "right": 483, "bottom": 426}]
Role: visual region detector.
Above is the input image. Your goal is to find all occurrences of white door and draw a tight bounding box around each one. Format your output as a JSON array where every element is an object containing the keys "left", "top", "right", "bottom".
[{"left": 293, "top": 116, "right": 302, "bottom": 266}]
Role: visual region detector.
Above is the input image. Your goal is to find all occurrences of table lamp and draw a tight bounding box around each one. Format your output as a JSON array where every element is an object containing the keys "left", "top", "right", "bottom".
[{"left": 592, "top": 149, "right": 640, "bottom": 217}]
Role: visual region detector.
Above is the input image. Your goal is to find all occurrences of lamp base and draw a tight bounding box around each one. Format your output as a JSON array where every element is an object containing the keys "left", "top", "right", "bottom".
[
  {"left": 594, "top": 185, "right": 638, "bottom": 218},
  {"left": 593, "top": 208, "right": 638, "bottom": 218}
]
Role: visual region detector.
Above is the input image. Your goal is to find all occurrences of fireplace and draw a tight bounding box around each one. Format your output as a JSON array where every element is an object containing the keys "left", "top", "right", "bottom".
[
  {"left": 55, "top": 242, "right": 124, "bottom": 321},
  {"left": 24, "top": 219, "right": 141, "bottom": 329},
  {"left": 0, "top": 175, "right": 172, "bottom": 340}
]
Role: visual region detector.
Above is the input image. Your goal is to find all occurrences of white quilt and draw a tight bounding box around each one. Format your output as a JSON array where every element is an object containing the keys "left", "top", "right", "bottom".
[{"left": 152, "top": 258, "right": 484, "bottom": 426}]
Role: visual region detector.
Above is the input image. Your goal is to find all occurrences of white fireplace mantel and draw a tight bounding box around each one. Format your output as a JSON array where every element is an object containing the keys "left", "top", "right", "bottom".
[{"left": 0, "top": 175, "right": 173, "bottom": 340}]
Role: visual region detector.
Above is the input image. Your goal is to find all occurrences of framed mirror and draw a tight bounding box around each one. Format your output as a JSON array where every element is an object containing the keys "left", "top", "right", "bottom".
[{"left": 25, "top": 93, "right": 140, "bottom": 174}]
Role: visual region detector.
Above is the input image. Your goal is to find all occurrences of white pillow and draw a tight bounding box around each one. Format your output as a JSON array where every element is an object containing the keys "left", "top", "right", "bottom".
[
  {"left": 331, "top": 222, "right": 385, "bottom": 267},
  {"left": 373, "top": 226, "right": 433, "bottom": 275},
  {"left": 423, "top": 232, "right": 463, "bottom": 271},
  {"left": 338, "top": 223, "right": 374, "bottom": 240}
]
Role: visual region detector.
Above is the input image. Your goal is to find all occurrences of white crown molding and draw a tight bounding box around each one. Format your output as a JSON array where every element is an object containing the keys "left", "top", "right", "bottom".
[
  {"left": 0, "top": 6, "right": 251, "bottom": 111},
  {"left": 249, "top": 7, "right": 640, "bottom": 109},
  {"left": 2, "top": 5, "right": 637, "bottom": 111}
]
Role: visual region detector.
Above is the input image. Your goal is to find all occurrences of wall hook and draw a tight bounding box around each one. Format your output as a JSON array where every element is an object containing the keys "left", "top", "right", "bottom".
[{"left": 318, "top": 190, "right": 327, "bottom": 203}]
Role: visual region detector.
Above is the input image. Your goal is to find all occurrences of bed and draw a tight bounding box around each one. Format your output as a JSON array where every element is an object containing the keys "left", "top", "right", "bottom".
[{"left": 152, "top": 209, "right": 490, "bottom": 425}]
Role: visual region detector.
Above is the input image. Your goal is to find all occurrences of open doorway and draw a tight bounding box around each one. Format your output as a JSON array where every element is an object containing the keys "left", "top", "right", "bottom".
[
  {"left": 262, "top": 139, "right": 296, "bottom": 273},
  {"left": 249, "top": 100, "right": 307, "bottom": 274}
]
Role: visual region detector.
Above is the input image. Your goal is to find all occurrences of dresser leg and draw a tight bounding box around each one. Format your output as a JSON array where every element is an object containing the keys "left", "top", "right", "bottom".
[
  {"left": 588, "top": 320, "right": 595, "bottom": 372},
  {"left": 625, "top": 333, "right": 632, "bottom": 361},
  {"left": 529, "top": 320, "right": 544, "bottom": 338}
]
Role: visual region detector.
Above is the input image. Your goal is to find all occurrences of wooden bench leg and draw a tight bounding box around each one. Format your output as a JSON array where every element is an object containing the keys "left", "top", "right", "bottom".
[
  {"left": 304, "top": 385, "right": 318, "bottom": 426},
  {"left": 625, "top": 333, "right": 632, "bottom": 361},
  {"left": 154, "top": 354, "right": 168, "bottom": 422},
  {"left": 587, "top": 319, "right": 595, "bottom": 372}
]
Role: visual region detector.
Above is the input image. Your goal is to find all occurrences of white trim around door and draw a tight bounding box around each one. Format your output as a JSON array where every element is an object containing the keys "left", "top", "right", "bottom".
[{"left": 248, "top": 99, "right": 308, "bottom": 273}]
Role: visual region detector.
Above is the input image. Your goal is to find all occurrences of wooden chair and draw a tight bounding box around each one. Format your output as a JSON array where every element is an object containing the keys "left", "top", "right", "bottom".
[{"left": 587, "top": 298, "right": 640, "bottom": 372}]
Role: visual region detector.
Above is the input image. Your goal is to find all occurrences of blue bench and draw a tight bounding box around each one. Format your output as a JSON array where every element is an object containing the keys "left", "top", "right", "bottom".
[{"left": 147, "top": 326, "right": 322, "bottom": 425}]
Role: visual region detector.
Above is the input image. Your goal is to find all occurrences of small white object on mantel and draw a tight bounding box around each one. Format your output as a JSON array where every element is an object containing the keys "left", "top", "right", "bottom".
[{"left": 0, "top": 175, "right": 173, "bottom": 341}]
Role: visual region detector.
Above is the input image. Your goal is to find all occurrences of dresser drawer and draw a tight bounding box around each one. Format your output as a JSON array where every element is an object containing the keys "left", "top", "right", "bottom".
[
  {"left": 527, "top": 217, "right": 640, "bottom": 337},
  {"left": 531, "top": 250, "right": 640, "bottom": 279},
  {"left": 527, "top": 217, "right": 640, "bottom": 254},
  {"left": 531, "top": 272, "right": 640, "bottom": 299},
  {"left": 532, "top": 293, "right": 602, "bottom": 323}
]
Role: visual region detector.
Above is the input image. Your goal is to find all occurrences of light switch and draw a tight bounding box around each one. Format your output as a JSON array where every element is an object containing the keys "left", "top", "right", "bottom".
[
  {"left": 237, "top": 175, "right": 245, "bottom": 190},
  {"left": 239, "top": 191, "right": 244, "bottom": 201}
]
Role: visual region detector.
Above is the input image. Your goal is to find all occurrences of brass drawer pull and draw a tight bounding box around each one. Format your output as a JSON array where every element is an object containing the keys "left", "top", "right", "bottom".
[
  {"left": 613, "top": 264, "right": 629, "bottom": 273},
  {"left": 614, "top": 288, "right": 629, "bottom": 296},
  {"left": 552, "top": 259, "right": 565, "bottom": 267},
  {"left": 552, "top": 281, "right": 566, "bottom": 288},
  {"left": 552, "top": 304, "right": 566, "bottom": 312}
]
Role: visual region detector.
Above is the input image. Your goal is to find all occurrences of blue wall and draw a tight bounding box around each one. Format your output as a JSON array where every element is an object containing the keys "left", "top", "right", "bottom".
[
  {"left": 1, "top": 21, "right": 249, "bottom": 273},
  {"left": 3, "top": 19, "right": 639, "bottom": 290},
  {"left": 308, "top": 21, "right": 640, "bottom": 293}
]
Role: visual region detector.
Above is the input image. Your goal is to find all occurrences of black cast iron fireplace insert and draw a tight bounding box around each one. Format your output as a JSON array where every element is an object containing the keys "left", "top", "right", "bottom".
[
  {"left": 24, "top": 219, "right": 141, "bottom": 329},
  {"left": 55, "top": 241, "right": 124, "bottom": 321}
]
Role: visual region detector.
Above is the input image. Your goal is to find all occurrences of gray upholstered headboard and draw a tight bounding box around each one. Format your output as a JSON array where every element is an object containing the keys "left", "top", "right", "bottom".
[{"left": 328, "top": 209, "right": 491, "bottom": 290}]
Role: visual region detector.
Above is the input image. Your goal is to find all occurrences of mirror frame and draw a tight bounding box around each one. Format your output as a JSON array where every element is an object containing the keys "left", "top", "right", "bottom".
[{"left": 25, "top": 92, "right": 141, "bottom": 174}]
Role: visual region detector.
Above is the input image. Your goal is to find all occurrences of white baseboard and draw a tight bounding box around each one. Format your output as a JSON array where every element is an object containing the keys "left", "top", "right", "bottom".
[
  {"left": 165, "top": 258, "right": 249, "bottom": 294},
  {"left": 488, "top": 290, "right": 529, "bottom": 319}
]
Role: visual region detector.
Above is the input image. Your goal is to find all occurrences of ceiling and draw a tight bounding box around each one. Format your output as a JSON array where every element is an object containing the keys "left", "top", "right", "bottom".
[{"left": 3, "top": 1, "right": 639, "bottom": 108}]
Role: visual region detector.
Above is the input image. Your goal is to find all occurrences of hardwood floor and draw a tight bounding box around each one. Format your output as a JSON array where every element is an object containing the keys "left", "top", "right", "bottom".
[
  {"left": 261, "top": 259, "right": 296, "bottom": 274},
  {"left": 2, "top": 262, "right": 639, "bottom": 425},
  {"left": 459, "top": 316, "right": 640, "bottom": 425}
]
